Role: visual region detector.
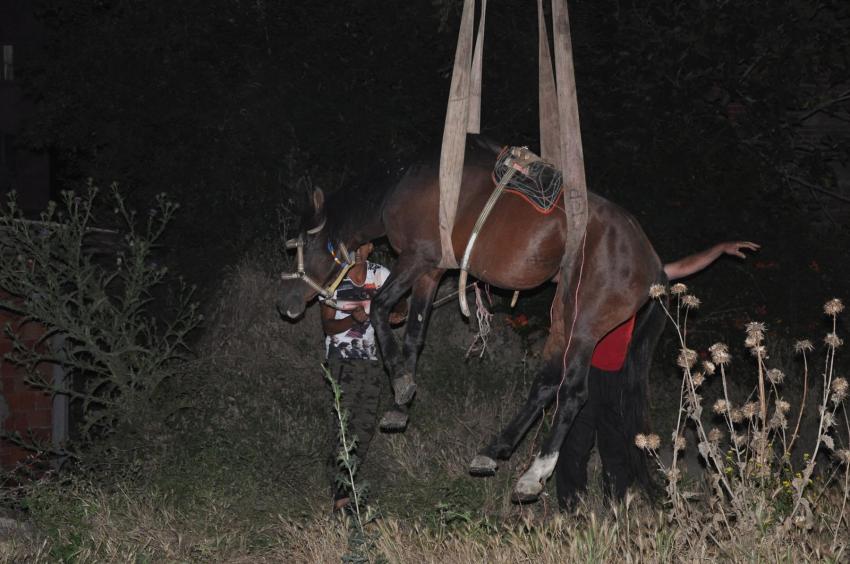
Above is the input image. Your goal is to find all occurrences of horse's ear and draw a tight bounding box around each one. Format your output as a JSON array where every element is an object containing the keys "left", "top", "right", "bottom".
[{"left": 312, "top": 188, "right": 325, "bottom": 214}]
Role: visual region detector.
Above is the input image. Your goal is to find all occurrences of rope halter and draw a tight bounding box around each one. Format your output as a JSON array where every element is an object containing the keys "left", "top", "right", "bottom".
[{"left": 280, "top": 227, "right": 353, "bottom": 308}]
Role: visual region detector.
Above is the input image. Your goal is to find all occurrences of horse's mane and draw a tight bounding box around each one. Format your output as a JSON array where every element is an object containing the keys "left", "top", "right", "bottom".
[
  {"left": 299, "top": 135, "right": 502, "bottom": 243},
  {"left": 299, "top": 164, "right": 406, "bottom": 244}
]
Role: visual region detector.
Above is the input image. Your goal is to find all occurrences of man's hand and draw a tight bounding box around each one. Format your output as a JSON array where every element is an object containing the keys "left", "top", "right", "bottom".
[
  {"left": 350, "top": 305, "right": 369, "bottom": 324},
  {"left": 720, "top": 241, "right": 760, "bottom": 259}
]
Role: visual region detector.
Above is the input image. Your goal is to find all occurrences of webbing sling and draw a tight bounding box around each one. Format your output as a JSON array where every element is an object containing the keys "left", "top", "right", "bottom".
[
  {"left": 438, "top": 0, "right": 487, "bottom": 269},
  {"left": 550, "top": 0, "right": 588, "bottom": 273},
  {"left": 438, "top": 0, "right": 588, "bottom": 277}
]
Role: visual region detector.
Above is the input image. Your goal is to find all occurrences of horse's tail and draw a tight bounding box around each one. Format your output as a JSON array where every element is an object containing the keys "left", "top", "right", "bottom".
[{"left": 621, "top": 278, "right": 668, "bottom": 499}]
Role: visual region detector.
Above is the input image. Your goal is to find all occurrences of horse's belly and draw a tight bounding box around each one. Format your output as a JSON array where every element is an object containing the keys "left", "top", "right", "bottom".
[{"left": 459, "top": 192, "right": 565, "bottom": 289}]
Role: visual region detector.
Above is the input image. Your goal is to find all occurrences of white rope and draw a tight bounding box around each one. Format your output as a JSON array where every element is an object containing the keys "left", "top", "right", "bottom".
[{"left": 465, "top": 283, "right": 493, "bottom": 359}]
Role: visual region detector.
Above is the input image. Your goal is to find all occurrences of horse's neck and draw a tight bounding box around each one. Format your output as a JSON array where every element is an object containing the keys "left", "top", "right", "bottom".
[{"left": 334, "top": 211, "right": 385, "bottom": 248}]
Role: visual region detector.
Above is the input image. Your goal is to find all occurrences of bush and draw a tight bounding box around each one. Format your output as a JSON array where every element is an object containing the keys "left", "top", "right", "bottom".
[{"left": 0, "top": 184, "right": 200, "bottom": 459}]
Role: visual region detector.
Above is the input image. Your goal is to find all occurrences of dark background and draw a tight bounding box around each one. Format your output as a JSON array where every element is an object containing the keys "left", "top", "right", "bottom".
[{"left": 4, "top": 0, "right": 849, "bottom": 336}]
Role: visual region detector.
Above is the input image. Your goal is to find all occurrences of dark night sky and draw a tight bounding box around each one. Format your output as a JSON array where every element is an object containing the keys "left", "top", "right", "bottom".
[{"left": 1, "top": 0, "right": 848, "bottom": 332}]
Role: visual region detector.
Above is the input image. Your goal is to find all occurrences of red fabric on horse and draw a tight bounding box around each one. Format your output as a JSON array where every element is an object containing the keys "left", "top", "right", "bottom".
[{"left": 591, "top": 315, "right": 636, "bottom": 371}]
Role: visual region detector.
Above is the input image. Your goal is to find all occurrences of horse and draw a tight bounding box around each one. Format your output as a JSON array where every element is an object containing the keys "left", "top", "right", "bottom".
[{"left": 278, "top": 138, "right": 667, "bottom": 502}]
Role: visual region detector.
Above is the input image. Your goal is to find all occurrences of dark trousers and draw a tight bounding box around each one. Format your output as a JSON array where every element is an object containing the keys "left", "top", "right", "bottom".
[
  {"left": 325, "top": 357, "right": 384, "bottom": 500},
  {"left": 555, "top": 366, "right": 633, "bottom": 509}
]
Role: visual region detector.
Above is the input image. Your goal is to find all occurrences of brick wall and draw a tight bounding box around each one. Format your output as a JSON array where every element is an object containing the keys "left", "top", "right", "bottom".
[{"left": 0, "top": 298, "right": 55, "bottom": 470}]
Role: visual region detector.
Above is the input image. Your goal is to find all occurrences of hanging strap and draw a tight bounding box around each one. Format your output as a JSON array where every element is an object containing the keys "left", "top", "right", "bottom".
[
  {"left": 550, "top": 0, "right": 588, "bottom": 272},
  {"left": 438, "top": 0, "right": 487, "bottom": 269},
  {"left": 537, "top": 0, "right": 560, "bottom": 163}
]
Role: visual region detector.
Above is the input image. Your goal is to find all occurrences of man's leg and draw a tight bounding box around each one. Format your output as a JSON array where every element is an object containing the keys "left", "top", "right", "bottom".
[
  {"left": 327, "top": 358, "right": 383, "bottom": 505},
  {"left": 554, "top": 378, "right": 600, "bottom": 510},
  {"left": 596, "top": 371, "right": 634, "bottom": 500}
]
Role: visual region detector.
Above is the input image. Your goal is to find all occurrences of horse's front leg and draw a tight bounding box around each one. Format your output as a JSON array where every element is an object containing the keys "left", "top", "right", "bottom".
[
  {"left": 379, "top": 267, "right": 445, "bottom": 431},
  {"left": 511, "top": 337, "right": 595, "bottom": 503},
  {"left": 371, "top": 255, "right": 431, "bottom": 406}
]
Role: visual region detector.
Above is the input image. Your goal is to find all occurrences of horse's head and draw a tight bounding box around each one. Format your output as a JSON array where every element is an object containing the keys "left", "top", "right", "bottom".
[{"left": 278, "top": 188, "right": 354, "bottom": 319}]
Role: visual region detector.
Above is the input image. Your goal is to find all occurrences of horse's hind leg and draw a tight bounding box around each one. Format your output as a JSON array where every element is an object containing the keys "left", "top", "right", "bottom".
[
  {"left": 469, "top": 282, "right": 568, "bottom": 475},
  {"left": 379, "top": 267, "right": 444, "bottom": 431},
  {"left": 511, "top": 337, "right": 595, "bottom": 502}
]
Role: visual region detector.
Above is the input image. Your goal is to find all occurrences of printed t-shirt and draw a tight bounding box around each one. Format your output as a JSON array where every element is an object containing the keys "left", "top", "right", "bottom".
[{"left": 323, "top": 262, "right": 389, "bottom": 361}]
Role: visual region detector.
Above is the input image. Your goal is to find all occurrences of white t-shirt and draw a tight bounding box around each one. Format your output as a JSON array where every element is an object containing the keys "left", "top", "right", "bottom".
[{"left": 323, "top": 262, "right": 389, "bottom": 361}]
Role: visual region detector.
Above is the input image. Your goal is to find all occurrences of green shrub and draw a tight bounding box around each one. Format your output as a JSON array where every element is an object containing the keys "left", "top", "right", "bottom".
[{"left": 0, "top": 183, "right": 200, "bottom": 458}]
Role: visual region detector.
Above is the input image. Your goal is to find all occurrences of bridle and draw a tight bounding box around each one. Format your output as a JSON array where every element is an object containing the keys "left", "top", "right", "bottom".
[{"left": 280, "top": 220, "right": 354, "bottom": 308}]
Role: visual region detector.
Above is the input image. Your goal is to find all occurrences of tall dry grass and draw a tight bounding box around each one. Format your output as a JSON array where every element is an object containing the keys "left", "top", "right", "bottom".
[{"left": 1, "top": 261, "right": 847, "bottom": 562}]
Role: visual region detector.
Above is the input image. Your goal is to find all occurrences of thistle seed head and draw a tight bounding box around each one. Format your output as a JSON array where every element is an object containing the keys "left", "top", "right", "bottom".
[
  {"left": 682, "top": 294, "right": 701, "bottom": 309},
  {"left": 677, "top": 348, "right": 698, "bottom": 369},
  {"left": 795, "top": 339, "right": 814, "bottom": 353},
  {"left": 649, "top": 284, "right": 666, "bottom": 299},
  {"left": 824, "top": 333, "right": 844, "bottom": 348},
  {"left": 708, "top": 428, "right": 724, "bottom": 443},
  {"left": 824, "top": 298, "right": 844, "bottom": 317},
  {"left": 709, "top": 343, "right": 731, "bottom": 365},
  {"left": 767, "top": 368, "right": 785, "bottom": 384}
]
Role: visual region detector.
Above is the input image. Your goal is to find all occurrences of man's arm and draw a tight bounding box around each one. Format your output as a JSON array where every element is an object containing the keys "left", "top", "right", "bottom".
[
  {"left": 663, "top": 241, "right": 760, "bottom": 281},
  {"left": 321, "top": 302, "right": 368, "bottom": 336}
]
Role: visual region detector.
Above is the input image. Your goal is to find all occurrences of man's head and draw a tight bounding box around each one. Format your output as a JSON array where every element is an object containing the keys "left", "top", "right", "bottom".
[{"left": 355, "top": 242, "right": 374, "bottom": 264}]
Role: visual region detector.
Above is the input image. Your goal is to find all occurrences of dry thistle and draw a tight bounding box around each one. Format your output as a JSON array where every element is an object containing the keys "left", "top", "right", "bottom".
[
  {"left": 673, "top": 435, "right": 686, "bottom": 451},
  {"left": 713, "top": 399, "right": 729, "bottom": 414},
  {"left": 709, "top": 343, "right": 731, "bottom": 365},
  {"left": 823, "top": 298, "right": 844, "bottom": 317},
  {"left": 667, "top": 468, "right": 681, "bottom": 483},
  {"left": 824, "top": 332, "right": 844, "bottom": 348},
  {"left": 749, "top": 345, "right": 768, "bottom": 358},
  {"left": 682, "top": 294, "right": 701, "bottom": 309},
  {"left": 692, "top": 372, "right": 705, "bottom": 388},
  {"left": 730, "top": 408, "right": 744, "bottom": 424},
  {"left": 702, "top": 360, "right": 716, "bottom": 375},
  {"left": 647, "top": 434, "right": 661, "bottom": 450},
  {"left": 835, "top": 450, "right": 850, "bottom": 465},
  {"left": 776, "top": 399, "right": 791, "bottom": 413},
  {"left": 766, "top": 368, "right": 785, "bottom": 384},
  {"left": 648, "top": 284, "right": 666, "bottom": 299},
  {"left": 794, "top": 339, "right": 814, "bottom": 353},
  {"left": 741, "top": 402, "right": 759, "bottom": 420},
  {"left": 745, "top": 321, "right": 766, "bottom": 342},
  {"left": 822, "top": 410, "right": 836, "bottom": 430},
  {"left": 708, "top": 428, "right": 723, "bottom": 443},
  {"left": 671, "top": 283, "right": 687, "bottom": 295},
  {"left": 831, "top": 378, "right": 848, "bottom": 403},
  {"left": 677, "top": 347, "right": 698, "bottom": 369},
  {"left": 635, "top": 434, "right": 648, "bottom": 449}
]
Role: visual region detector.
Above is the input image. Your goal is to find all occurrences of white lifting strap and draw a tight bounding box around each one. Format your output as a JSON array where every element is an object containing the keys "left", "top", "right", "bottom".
[{"left": 438, "top": 0, "right": 486, "bottom": 269}]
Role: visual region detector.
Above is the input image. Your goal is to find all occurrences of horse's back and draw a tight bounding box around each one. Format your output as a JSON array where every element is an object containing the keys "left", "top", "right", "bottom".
[{"left": 382, "top": 142, "right": 662, "bottom": 295}]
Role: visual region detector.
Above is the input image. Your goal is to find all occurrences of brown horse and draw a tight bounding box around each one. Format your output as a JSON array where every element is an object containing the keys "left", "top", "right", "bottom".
[{"left": 279, "top": 139, "right": 666, "bottom": 502}]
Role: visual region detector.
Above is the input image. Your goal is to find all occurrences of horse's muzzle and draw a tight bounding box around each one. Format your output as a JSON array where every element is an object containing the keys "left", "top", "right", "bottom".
[{"left": 278, "top": 290, "right": 306, "bottom": 319}]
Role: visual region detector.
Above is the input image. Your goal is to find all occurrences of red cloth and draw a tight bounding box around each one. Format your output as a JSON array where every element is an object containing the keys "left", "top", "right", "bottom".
[{"left": 591, "top": 315, "right": 636, "bottom": 371}]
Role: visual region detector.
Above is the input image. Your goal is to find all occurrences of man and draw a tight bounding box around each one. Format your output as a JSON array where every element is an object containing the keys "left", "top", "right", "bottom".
[
  {"left": 555, "top": 240, "right": 760, "bottom": 509},
  {"left": 321, "top": 241, "right": 404, "bottom": 511}
]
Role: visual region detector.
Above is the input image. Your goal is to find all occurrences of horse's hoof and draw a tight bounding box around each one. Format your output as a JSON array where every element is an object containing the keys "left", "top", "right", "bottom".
[
  {"left": 511, "top": 476, "right": 544, "bottom": 504},
  {"left": 510, "top": 490, "right": 540, "bottom": 504},
  {"left": 392, "top": 373, "right": 417, "bottom": 405},
  {"left": 469, "top": 455, "right": 498, "bottom": 477},
  {"left": 379, "top": 410, "right": 408, "bottom": 433}
]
